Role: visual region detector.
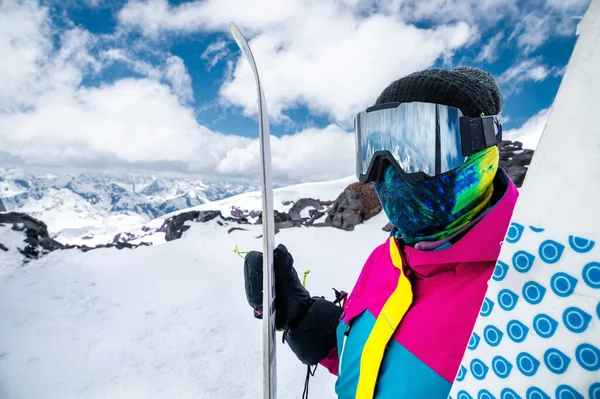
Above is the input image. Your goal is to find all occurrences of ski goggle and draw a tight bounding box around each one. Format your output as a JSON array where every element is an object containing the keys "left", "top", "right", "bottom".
[{"left": 355, "top": 101, "right": 502, "bottom": 184}]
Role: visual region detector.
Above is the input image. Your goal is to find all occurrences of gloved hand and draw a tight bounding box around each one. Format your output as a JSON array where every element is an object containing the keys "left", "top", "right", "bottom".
[
  {"left": 244, "top": 244, "right": 343, "bottom": 366},
  {"left": 244, "top": 244, "right": 313, "bottom": 331}
]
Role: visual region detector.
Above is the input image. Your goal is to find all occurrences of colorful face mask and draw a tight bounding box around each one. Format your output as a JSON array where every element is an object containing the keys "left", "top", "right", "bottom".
[{"left": 373, "top": 146, "right": 499, "bottom": 246}]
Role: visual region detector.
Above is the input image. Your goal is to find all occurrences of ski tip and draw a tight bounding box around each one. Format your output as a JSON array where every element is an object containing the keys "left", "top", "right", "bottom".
[
  {"left": 229, "top": 21, "right": 239, "bottom": 35},
  {"left": 229, "top": 22, "right": 249, "bottom": 58}
]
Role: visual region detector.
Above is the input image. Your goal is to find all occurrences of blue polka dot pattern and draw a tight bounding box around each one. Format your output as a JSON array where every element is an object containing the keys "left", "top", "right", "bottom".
[
  {"left": 512, "top": 251, "right": 535, "bottom": 273},
  {"left": 506, "top": 223, "right": 525, "bottom": 243},
  {"left": 491, "top": 356, "right": 512, "bottom": 378},
  {"left": 498, "top": 289, "right": 519, "bottom": 311},
  {"left": 506, "top": 320, "right": 529, "bottom": 343},
  {"left": 516, "top": 352, "right": 540, "bottom": 376},
  {"left": 470, "top": 359, "right": 489, "bottom": 380},
  {"left": 480, "top": 298, "right": 494, "bottom": 317},
  {"left": 457, "top": 391, "right": 474, "bottom": 399},
  {"left": 550, "top": 272, "right": 578, "bottom": 297},
  {"left": 538, "top": 240, "right": 565, "bottom": 264},
  {"left": 568, "top": 236, "right": 595, "bottom": 253},
  {"left": 477, "top": 390, "right": 496, "bottom": 399},
  {"left": 483, "top": 325, "right": 504, "bottom": 347},
  {"left": 589, "top": 382, "right": 600, "bottom": 399},
  {"left": 555, "top": 385, "right": 584, "bottom": 399},
  {"left": 468, "top": 332, "right": 481, "bottom": 350},
  {"left": 562, "top": 307, "right": 591, "bottom": 333},
  {"left": 500, "top": 388, "right": 522, "bottom": 399},
  {"left": 525, "top": 387, "right": 551, "bottom": 399},
  {"left": 448, "top": 224, "right": 599, "bottom": 399},
  {"left": 522, "top": 281, "right": 546, "bottom": 305},
  {"left": 543, "top": 348, "right": 571, "bottom": 374},
  {"left": 532, "top": 314, "right": 558, "bottom": 338},
  {"left": 493, "top": 261, "right": 509, "bottom": 282},
  {"left": 582, "top": 262, "right": 600, "bottom": 289},
  {"left": 574, "top": 343, "right": 600, "bottom": 371}
]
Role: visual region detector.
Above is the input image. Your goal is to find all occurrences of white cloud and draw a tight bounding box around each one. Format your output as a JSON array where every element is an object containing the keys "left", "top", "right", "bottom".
[
  {"left": 507, "top": 13, "right": 553, "bottom": 55},
  {"left": 201, "top": 39, "right": 230, "bottom": 70},
  {"left": 503, "top": 108, "right": 551, "bottom": 149},
  {"left": 100, "top": 50, "right": 193, "bottom": 104},
  {"left": 546, "top": 0, "right": 590, "bottom": 12},
  {"left": 101, "top": 48, "right": 162, "bottom": 79},
  {"left": 216, "top": 125, "right": 354, "bottom": 182},
  {"left": 222, "top": 18, "right": 474, "bottom": 123},
  {"left": 0, "top": 0, "right": 51, "bottom": 111},
  {"left": 117, "top": 0, "right": 302, "bottom": 37},
  {"left": 498, "top": 58, "right": 558, "bottom": 94},
  {"left": 164, "top": 56, "right": 193, "bottom": 104},
  {"left": 382, "top": 0, "right": 519, "bottom": 24},
  {"left": 507, "top": 0, "right": 590, "bottom": 55},
  {"left": 476, "top": 32, "right": 504, "bottom": 63}
]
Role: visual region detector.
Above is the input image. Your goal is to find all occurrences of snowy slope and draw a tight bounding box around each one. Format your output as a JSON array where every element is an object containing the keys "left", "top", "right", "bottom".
[
  {"left": 0, "top": 200, "right": 389, "bottom": 399},
  {"left": 19, "top": 189, "right": 147, "bottom": 234},
  {"left": 0, "top": 225, "right": 26, "bottom": 276},
  {"left": 164, "top": 175, "right": 357, "bottom": 219}
]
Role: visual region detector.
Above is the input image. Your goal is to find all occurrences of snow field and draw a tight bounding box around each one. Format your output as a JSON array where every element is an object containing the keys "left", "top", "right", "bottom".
[{"left": 0, "top": 205, "right": 389, "bottom": 398}]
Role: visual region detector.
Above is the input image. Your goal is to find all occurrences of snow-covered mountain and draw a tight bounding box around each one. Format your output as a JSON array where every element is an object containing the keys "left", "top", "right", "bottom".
[{"left": 0, "top": 167, "right": 260, "bottom": 235}]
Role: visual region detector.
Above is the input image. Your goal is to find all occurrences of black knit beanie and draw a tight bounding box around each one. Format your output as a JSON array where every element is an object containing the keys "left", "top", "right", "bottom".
[{"left": 375, "top": 66, "right": 503, "bottom": 117}]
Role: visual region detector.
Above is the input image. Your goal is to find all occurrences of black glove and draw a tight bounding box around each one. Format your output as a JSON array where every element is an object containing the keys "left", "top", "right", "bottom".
[
  {"left": 244, "top": 244, "right": 313, "bottom": 331},
  {"left": 244, "top": 244, "right": 343, "bottom": 365}
]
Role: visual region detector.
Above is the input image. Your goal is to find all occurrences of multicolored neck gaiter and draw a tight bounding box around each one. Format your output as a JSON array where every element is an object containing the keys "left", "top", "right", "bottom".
[{"left": 373, "top": 146, "right": 499, "bottom": 246}]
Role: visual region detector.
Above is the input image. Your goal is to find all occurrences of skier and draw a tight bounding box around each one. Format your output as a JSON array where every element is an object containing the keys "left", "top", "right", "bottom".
[{"left": 243, "top": 67, "right": 519, "bottom": 398}]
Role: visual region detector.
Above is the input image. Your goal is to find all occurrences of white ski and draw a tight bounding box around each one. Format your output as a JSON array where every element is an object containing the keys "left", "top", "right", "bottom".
[{"left": 229, "top": 23, "right": 277, "bottom": 399}]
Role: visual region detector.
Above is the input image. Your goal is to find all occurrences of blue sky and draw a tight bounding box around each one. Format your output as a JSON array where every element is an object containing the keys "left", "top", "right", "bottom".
[{"left": 0, "top": 0, "right": 591, "bottom": 183}]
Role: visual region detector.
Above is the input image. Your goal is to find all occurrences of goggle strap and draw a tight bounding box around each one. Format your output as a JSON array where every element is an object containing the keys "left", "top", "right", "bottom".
[{"left": 460, "top": 115, "right": 502, "bottom": 157}]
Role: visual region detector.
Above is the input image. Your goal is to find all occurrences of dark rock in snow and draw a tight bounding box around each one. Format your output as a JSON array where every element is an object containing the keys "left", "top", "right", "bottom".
[
  {"left": 305, "top": 210, "right": 325, "bottom": 226},
  {"left": 325, "top": 182, "right": 382, "bottom": 231},
  {"left": 164, "top": 211, "right": 199, "bottom": 241},
  {"left": 164, "top": 210, "right": 250, "bottom": 241},
  {"left": 0, "top": 243, "right": 8, "bottom": 252},
  {"left": 75, "top": 241, "right": 152, "bottom": 253},
  {"left": 0, "top": 212, "right": 152, "bottom": 261},
  {"left": 113, "top": 232, "right": 136, "bottom": 244},
  {"left": 288, "top": 198, "right": 323, "bottom": 222},
  {"left": 0, "top": 213, "right": 65, "bottom": 258},
  {"left": 230, "top": 207, "right": 261, "bottom": 219},
  {"left": 327, "top": 190, "right": 363, "bottom": 231},
  {"left": 0, "top": 197, "right": 6, "bottom": 212},
  {"left": 254, "top": 210, "right": 292, "bottom": 226},
  {"left": 499, "top": 140, "right": 534, "bottom": 188},
  {"left": 197, "top": 210, "right": 222, "bottom": 223},
  {"left": 228, "top": 227, "right": 248, "bottom": 234}
]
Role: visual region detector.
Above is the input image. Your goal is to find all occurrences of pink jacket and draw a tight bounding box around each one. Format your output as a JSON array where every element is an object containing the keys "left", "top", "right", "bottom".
[{"left": 321, "top": 171, "right": 518, "bottom": 398}]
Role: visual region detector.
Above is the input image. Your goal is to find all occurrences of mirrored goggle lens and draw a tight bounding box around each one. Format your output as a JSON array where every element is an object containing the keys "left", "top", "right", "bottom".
[{"left": 356, "top": 102, "right": 466, "bottom": 179}]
